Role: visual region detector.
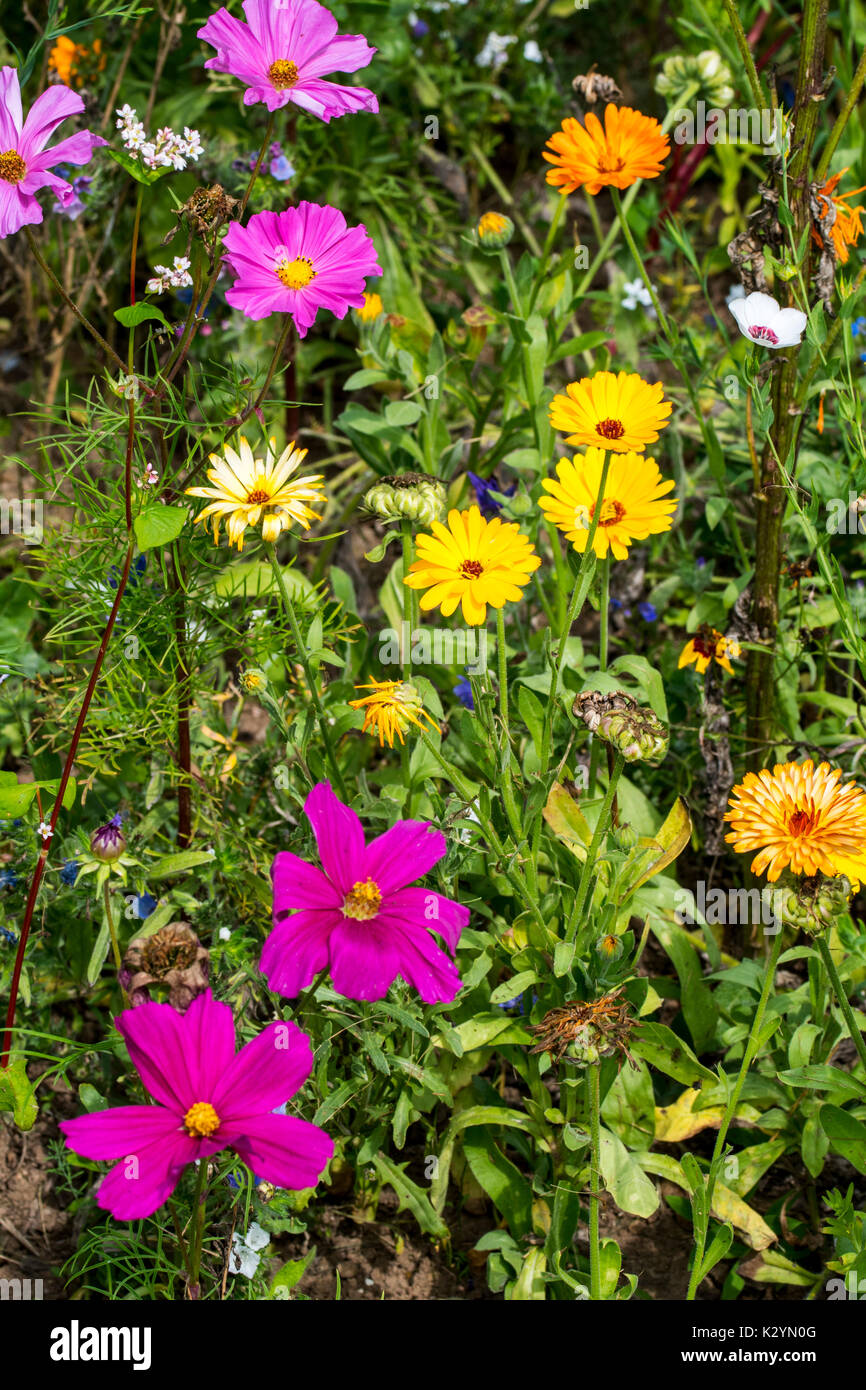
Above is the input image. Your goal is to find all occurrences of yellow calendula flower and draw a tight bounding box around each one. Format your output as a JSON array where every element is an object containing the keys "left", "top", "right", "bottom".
[
  {"left": 357, "top": 292, "right": 384, "bottom": 322},
  {"left": 543, "top": 104, "right": 670, "bottom": 197},
  {"left": 549, "top": 370, "right": 672, "bottom": 453},
  {"left": 405, "top": 505, "right": 541, "bottom": 626},
  {"left": 186, "top": 437, "right": 325, "bottom": 550},
  {"left": 538, "top": 447, "right": 676, "bottom": 560},
  {"left": 725, "top": 760, "right": 866, "bottom": 884},
  {"left": 678, "top": 626, "right": 741, "bottom": 675},
  {"left": 349, "top": 679, "right": 439, "bottom": 747}
]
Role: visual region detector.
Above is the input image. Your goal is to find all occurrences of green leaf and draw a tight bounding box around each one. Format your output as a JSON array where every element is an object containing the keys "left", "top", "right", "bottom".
[
  {"left": 133, "top": 504, "right": 188, "bottom": 552},
  {"left": 489, "top": 971, "right": 538, "bottom": 1005},
  {"left": 147, "top": 849, "right": 217, "bottom": 880},
  {"left": 0, "top": 773, "right": 76, "bottom": 816},
  {"left": 372, "top": 1152, "right": 449, "bottom": 1239},
  {"left": 384, "top": 400, "right": 424, "bottom": 427},
  {"left": 114, "top": 304, "right": 170, "bottom": 330},
  {"left": 212, "top": 561, "right": 315, "bottom": 603},
  {"left": 778, "top": 1065, "right": 866, "bottom": 1099},
  {"left": 820, "top": 1104, "right": 866, "bottom": 1174},
  {"left": 631, "top": 1021, "right": 716, "bottom": 1084},
  {"left": 363, "top": 529, "right": 401, "bottom": 563},
  {"left": 0, "top": 1054, "right": 38, "bottom": 1130},
  {"left": 107, "top": 147, "right": 171, "bottom": 186},
  {"left": 650, "top": 919, "right": 717, "bottom": 1053},
  {"left": 599, "top": 1126, "right": 659, "bottom": 1217},
  {"left": 270, "top": 1248, "right": 316, "bottom": 1299},
  {"left": 463, "top": 1127, "right": 533, "bottom": 1237}
]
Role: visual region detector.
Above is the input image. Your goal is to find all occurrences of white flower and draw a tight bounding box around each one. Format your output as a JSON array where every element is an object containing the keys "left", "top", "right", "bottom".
[
  {"left": 116, "top": 107, "right": 203, "bottom": 171},
  {"left": 477, "top": 33, "right": 516, "bottom": 70},
  {"left": 218, "top": 926, "right": 231, "bottom": 942},
  {"left": 621, "top": 278, "right": 654, "bottom": 311},
  {"left": 228, "top": 1223, "right": 270, "bottom": 1280},
  {"left": 728, "top": 291, "right": 808, "bottom": 349},
  {"left": 725, "top": 283, "right": 746, "bottom": 307},
  {"left": 523, "top": 40, "right": 542, "bottom": 62},
  {"left": 37, "top": 821, "right": 53, "bottom": 839},
  {"left": 146, "top": 256, "right": 194, "bottom": 295}
]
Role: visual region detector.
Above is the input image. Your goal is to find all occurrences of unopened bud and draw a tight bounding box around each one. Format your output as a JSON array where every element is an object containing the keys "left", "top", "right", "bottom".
[
  {"left": 364, "top": 473, "right": 447, "bottom": 526},
  {"left": 90, "top": 813, "right": 126, "bottom": 862}
]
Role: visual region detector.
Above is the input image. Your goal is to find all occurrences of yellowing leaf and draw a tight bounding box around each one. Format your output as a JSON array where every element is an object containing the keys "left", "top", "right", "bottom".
[
  {"left": 618, "top": 796, "right": 692, "bottom": 900},
  {"left": 542, "top": 783, "right": 592, "bottom": 857},
  {"left": 655, "top": 1087, "right": 760, "bottom": 1142}
]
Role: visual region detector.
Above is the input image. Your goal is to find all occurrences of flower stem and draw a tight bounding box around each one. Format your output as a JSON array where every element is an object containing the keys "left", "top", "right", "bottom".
[
  {"left": 495, "top": 607, "right": 527, "bottom": 858},
  {"left": 816, "top": 934, "right": 866, "bottom": 1077},
  {"left": 721, "top": 0, "right": 767, "bottom": 112},
  {"left": 266, "top": 543, "right": 346, "bottom": 798},
  {"left": 103, "top": 881, "right": 122, "bottom": 973},
  {"left": 566, "top": 753, "right": 624, "bottom": 944},
  {"left": 187, "top": 1158, "right": 209, "bottom": 1299},
  {"left": 588, "top": 1061, "right": 602, "bottom": 1300},
  {"left": 686, "top": 928, "right": 784, "bottom": 1299}
]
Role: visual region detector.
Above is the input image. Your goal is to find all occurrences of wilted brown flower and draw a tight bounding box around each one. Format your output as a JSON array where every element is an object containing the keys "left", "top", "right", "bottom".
[
  {"left": 572, "top": 67, "right": 623, "bottom": 106},
  {"left": 119, "top": 921, "right": 209, "bottom": 1013},
  {"left": 164, "top": 185, "right": 240, "bottom": 260},
  {"left": 572, "top": 689, "right": 669, "bottom": 765},
  {"left": 529, "top": 986, "right": 636, "bottom": 1067}
]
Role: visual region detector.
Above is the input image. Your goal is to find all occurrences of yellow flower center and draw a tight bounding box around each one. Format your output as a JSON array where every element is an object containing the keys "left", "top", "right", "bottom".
[
  {"left": 342, "top": 878, "right": 382, "bottom": 920},
  {"left": 268, "top": 59, "right": 300, "bottom": 89},
  {"left": 246, "top": 488, "right": 270, "bottom": 505},
  {"left": 596, "top": 417, "right": 626, "bottom": 440},
  {"left": 183, "top": 1101, "right": 221, "bottom": 1138},
  {"left": 0, "top": 150, "right": 26, "bottom": 184},
  {"left": 591, "top": 498, "right": 626, "bottom": 527},
  {"left": 276, "top": 256, "right": 317, "bottom": 290},
  {"left": 460, "top": 559, "right": 484, "bottom": 579}
]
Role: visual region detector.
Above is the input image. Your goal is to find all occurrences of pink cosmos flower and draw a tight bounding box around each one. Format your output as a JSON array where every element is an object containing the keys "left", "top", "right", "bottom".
[
  {"left": 262, "top": 782, "right": 469, "bottom": 1003},
  {"left": 0, "top": 66, "right": 106, "bottom": 239},
  {"left": 198, "top": 0, "right": 378, "bottom": 120},
  {"left": 222, "top": 200, "right": 382, "bottom": 334},
  {"left": 59, "top": 990, "right": 333, "bottom": 1220}
]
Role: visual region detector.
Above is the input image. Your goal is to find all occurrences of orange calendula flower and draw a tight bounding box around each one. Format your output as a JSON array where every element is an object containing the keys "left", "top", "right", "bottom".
[
  {"left": 725, "top": 760, "right": 866, "bottom": 883},
  {"left": 543, "top": 104, "right": 670, "bottom": 197},
  {"left": 539, "top": 447, "right": 676, "bottom": 560},
  {"left": 678, "top": 626, "right": 741, "bottom": 675},
  {"left": 549, "top": 370, "right": 672, "bottom": 453},
  {"left": 349, "top": 679, "right": 439, "bottom": 747},
  {"left": 812, "top": 169, "right": 865, "bottom": 264},
  {"left": 405, "top": 505, "right": 541, "bottom": 626},
  {"left": 48, "top": 35, "right": 105, "bottom": 87}
]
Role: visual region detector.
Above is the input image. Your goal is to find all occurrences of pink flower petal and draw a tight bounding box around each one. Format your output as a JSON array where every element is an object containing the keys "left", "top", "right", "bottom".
[
  {"left": 225, "top": 1112, "right": 333, "bottom": 1190},
  {"left": 377, "top": 914, "right": 464, "bottom": 1004},
  {"left": 304, "top": 781, "right": 365, "bottom": 891},
  {"left": 212, "top": 1019, "right": 314, "bottom": 1118},
  {"left": 301, "top": 34, "right": 376, "bottom": 79},
  {"left": 94, "top": 1132, "right": 198, "bottom": 1220},
  {"left": 198, "top": 8, "right": 266, "bottom": 82},
  {"left": 362, "top": 819, "right": 447, "bottom": 893},
  {"left": 259, "top": 908, "right": 335, "bottom": 998},
  {"left": 328, "top": 920, "right": 401, "bottom": 1000},
  {"left": 117, "top": 990, "right": 235, "bottom": 1110},
  {"left": 60, "top": 1105, "right": 181, "bottom": 1161},
  {"left": 0, "top": 182, "right": 40, "bottom": 239},
  {"left": 385, "top": 886, "right": 469, "bottom": 952},
  {"left": 18, "top": 83, "right": 84, "bottom": 160},
  {"left": 0, "top": 66, "right": 23, "bottom": 144},
  {"left": 272, "top": 850, "right": 340, "bottom": 915}
]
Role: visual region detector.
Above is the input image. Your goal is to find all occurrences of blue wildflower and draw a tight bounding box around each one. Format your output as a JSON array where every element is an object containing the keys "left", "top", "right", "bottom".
[
  {"left": 0, "top": 868, "right": 19, "bottom": 890},
  {"left": 130, "top": 892, "right": 157, "bottom": 919},
  {"left": 0, "top": 925, "right": 16, "bottom": 945},
  {"left": 638, "top": 602, "right": 658, "bottom": 622},
  {"left": 60, "top": 858, "right": 80, "bottom": 886},
  {"left": 454, "top": 674, "right": 474, "bottom": 710},
  {"left": 852, "top": 317, "right": 866, "bottom": 338},
  {"left": 467, "top": 471, "right": 516, "bottom": 517}
]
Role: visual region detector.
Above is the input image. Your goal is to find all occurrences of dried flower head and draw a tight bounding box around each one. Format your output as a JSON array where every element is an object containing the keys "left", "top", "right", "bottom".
[
  {"left": 119, "top": 921, "right": 210, "bottom": 1012},
  {"left": 530, "top": 987, "right": 636, "bottom": 1067},
  {"left": 572, "top": 67, "right": 623, "bottom": 106},
  {"left": 572, "top": 690, "right": 669, "bottom": 765}
]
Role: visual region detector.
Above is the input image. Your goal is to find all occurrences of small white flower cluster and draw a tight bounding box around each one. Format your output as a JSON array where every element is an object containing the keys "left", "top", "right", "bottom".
[
  {"left": 476, "top": 33, "right": 516, "bottom": 71},
  {"left": 116, "top": 105, "right": 204, "bottom": 171},
  {"left": 621, "top": 278, "right": 656, "bottom": 313},
  {"left": 145, "top": 256, "right": 193, "bottom": 295}
]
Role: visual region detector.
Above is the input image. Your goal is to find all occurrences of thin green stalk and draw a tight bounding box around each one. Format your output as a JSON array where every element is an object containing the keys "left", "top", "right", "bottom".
[
  {"left": 266, "top": 543, "right": 347, "bottom": 797},
  {"left": 528, "top": 193, "right": 567, "bottom": 308},
  {"left": 566, "top": 753, "right": 624, "bottom": 944},
  {"left": 721, "top": 0, "right": 767, "bottom": 112},
  {"left": 686, "top": 929, "right": 784, "bottom": 1299},
  {"left": 495, "top": 606, "right": 528, "bottom": 860},
  {"left": 589, "top": 554, "right": 611, "bottom": 798},
  {"left": 103, "top": 882, "right": 122, "bottom": 974},
  {"left": 187, "top": 1158, "right": 209, "bottom": 1298},
  {"left": 588, "top": 1061, "right": 602, "bottom": 1300},
  {"left": 815, "top": 46, "right": 866, "bottom": 182},
  {"left": 816, "top": 935, "right": 866, "bottom": 1077}
]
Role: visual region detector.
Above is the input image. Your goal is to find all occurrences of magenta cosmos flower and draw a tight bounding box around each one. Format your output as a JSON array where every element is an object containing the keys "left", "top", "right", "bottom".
[
  {"left": 222, "top": 200, "right": 381, "bottom": 334},
  {"left": 59, "top": 990, "right": 333, "bottom": 1220},
  {"left": 262, "top": 782, "right": 469, "bottom": 1003},
  {"left": 0, "top": 66, "right": 106, "bottom": 239},
  {"left": 198, "top": 0, "right": 377, "bottom": 120}
]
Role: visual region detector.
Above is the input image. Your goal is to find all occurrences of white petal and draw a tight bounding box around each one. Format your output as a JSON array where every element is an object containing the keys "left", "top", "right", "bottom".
[
  {"left": 744, "top": 291, "right": 782, "bottom": 323},
  {"left": 771, "top": 308, "right": 808, "bottom": 347}
]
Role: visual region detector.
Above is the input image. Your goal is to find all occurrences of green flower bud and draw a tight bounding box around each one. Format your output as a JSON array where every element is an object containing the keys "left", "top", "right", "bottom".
[
  {"left": 614, "top": 822, "right": 639, "bottom": 850},
  {"left": 777, "top": 874, "right": 852, "bottom": 937},
  {"left": 655, "top": 50, "right": 735, "bottom": 110},
  {"left": 473, "top": 211, "right": 515, "bottom": 252},
  {"left": 364, "top": 473, "right": 447, "bottom": 526},
  {"left": 597, "top": 933, "right": 623, "bottom": 960},
  {"left": 238, "top": 667, "right": 267, "bottom": 695},
  {"left": 573, "top": 690, "right": 669, "bottom": 766}
]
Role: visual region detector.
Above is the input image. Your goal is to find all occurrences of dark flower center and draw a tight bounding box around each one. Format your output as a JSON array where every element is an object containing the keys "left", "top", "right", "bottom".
[
  {"left": 246, "top": 488, "right": 270, "bottom": 505},
  {"left": 343, "top": 878, "right": 382, "bottom": 920},
  {"left": 591, "top": 498, "right": 625, "bottom": 527},
  {"left": 596, "top": 417, "right": 625, "bottom": 440},
  {"left": 268, "top": 59, "right": 300, "bottom": 89},
  {"left": 460, "top": 559, "right": 484, "bottom": 579},
  {"left": 749, "top": 324, "right": 779, "bottom": 345},
  {"left": 788, "top": 809, "right": 817, "bottom": 837}
]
